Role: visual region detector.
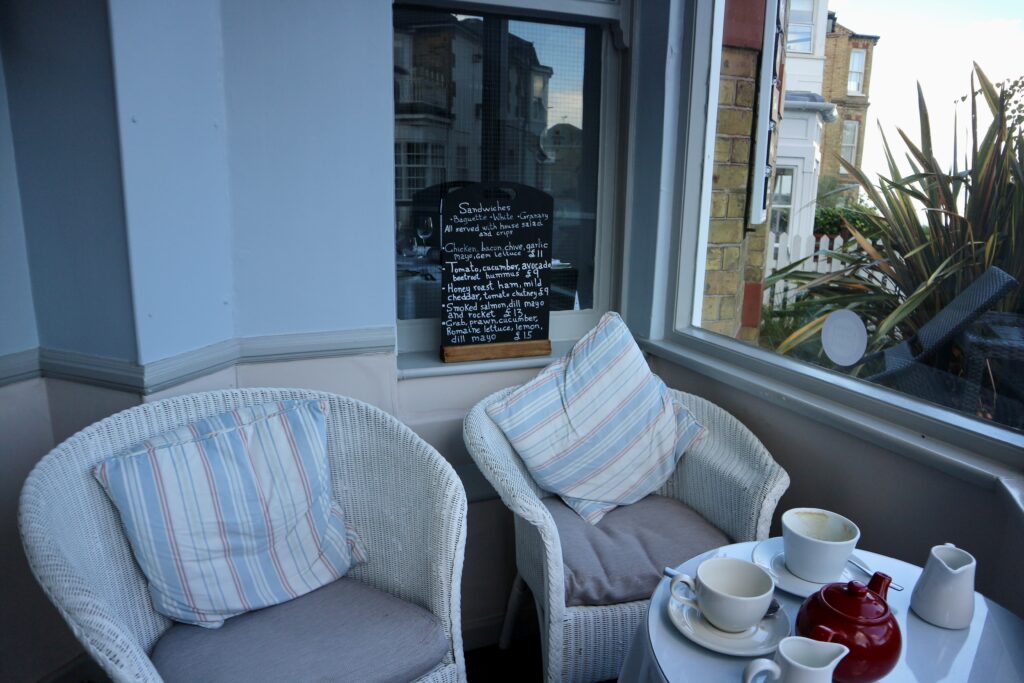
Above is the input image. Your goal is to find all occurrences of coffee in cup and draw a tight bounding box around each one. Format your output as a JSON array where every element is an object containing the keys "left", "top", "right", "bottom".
[
  {"left": 782, "top": 508, "right": 860, "bottom": 583},
  {"left": 670, "top": 557, "right": 775, "bottom": 632}
]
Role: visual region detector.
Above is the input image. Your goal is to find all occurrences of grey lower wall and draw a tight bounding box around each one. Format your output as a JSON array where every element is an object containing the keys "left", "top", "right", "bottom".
[{"left": 648, "top": 355, "right": 1024, "bottom": 620}]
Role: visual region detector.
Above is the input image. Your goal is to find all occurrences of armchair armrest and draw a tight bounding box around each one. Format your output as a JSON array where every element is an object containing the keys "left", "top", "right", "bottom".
[
  {"left": 659, "top": 391, "right": 790, "bottom": 542},
  {"left": 463, "top": 388, "right": 552, "bottom": 528},
  {"left": 464, "top": 390, "right": 568, "bottom": 681},
  {"left": 331, "top": 401, "right": 467, "bottom": 664},
  {"left": 20, "top": 484, "right": 162, "bottom": 683}
]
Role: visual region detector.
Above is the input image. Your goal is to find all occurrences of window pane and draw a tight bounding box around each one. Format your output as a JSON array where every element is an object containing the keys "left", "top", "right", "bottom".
[
  {"left": 841, "top": 120, "right": 859, "bottom": 162},
  {"left": 772, "top": 168, "right": 794, "bottom": 206},
  {"left": 789, "top": 0, "right": 813, "bottom": 24},
  {"left": 394, "top": 8, "right": 601, "bottom": 320},
  {"left": 847, "top": 71, "right": 862, "bottom": 94},
  {"left": 847, "top": 49, "right": 865, "bottom": 93},
  {"left": 787, "top": 24, "right": 813, "bottom": 52},
  {"left": 696, "top": 12, "right": 1023, "bottom": 437}
]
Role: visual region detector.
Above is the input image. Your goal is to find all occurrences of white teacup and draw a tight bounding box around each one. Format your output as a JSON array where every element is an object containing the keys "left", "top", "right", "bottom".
[
  {"left": 670, "top": 557, "right": 774, "bottom": 633},
  {"left": 782, "top": 508, "right": 860, "bottom": 583}
]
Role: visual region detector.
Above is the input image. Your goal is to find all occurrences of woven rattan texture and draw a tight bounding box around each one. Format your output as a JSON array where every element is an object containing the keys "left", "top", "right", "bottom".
[
  {"left": 464, "top": 387, "right": 789, "bottom": 683},
  {"left": 20, "top": 388, "right": 468, "bottom": 683}
]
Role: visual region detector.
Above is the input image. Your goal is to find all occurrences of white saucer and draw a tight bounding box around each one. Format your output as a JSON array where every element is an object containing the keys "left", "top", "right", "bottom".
[
  {"left": 666, "top": 599, "right": 791, "bottom": 657},
  {"left": 752, "top": 537, "right": 871, "bottom": 598}
]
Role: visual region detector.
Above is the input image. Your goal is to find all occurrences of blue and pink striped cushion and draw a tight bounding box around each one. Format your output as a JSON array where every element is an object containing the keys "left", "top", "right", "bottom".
[
  {"left": 93, "top": 400, "right": 366, "bottom": 628},
  {"left": 486, "top": 312, "right": 704, "bottom": 524}
]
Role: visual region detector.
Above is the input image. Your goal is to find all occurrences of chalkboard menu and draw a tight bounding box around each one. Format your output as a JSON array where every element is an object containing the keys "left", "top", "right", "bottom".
[{"left": 440, "top": 182, "right": 553, "bottom": 362}]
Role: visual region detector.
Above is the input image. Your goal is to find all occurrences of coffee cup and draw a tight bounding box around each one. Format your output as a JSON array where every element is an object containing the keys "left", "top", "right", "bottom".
[
  {"left": 782, "top": 508, "right": 860, "bottom": 583},
  {"left": 669, "top": 557, "right": 774, "bottom": 632}
]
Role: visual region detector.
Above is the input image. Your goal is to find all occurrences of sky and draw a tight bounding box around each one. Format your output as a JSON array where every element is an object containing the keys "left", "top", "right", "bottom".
[
  {"left": 510, "top": 21, "right": 587, "bottom": 129},
  {"left": 826, "top": 0, "right": 1024, "bottom": 181}
]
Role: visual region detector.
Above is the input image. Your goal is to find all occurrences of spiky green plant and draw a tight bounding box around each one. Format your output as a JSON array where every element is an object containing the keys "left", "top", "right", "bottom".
[{"left": 768, "top": 64, "right": 1023, "bottom": 360}]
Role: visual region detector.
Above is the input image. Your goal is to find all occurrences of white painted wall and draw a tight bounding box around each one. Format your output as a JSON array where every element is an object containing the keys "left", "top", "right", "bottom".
[
  {"left": 622, "top": 0, "right": 671, "bottom": 336},
  {"left": 0, "top": 41, "right": 37, "bottom": 357},
  {"left": 0, "top": 0, "right": 137, "bottom": 362},
  {"left": 107, "top": 1, "right": 236, "bottom": 364},
  {"left": 221, "top": 0, "right": 397, "bottom": 339}
]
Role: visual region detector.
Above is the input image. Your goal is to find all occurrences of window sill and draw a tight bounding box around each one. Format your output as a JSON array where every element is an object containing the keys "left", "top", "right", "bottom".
[
  {"left": 640, "top": 331, "right": 1023, "bottom": 491},
  {"left": 397, "top": 339, "right": 574, "bottom": 380}
]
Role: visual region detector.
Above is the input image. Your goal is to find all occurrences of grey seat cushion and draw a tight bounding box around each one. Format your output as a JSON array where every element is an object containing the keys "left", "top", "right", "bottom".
[
  {"left": 545, "top": 494, "right": 730, "bottom": 606},
  {"left": 151, "top": 576, "right": 449, "bottom": 683}
]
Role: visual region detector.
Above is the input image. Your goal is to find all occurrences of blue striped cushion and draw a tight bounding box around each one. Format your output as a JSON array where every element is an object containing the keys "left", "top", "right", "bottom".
[
  {"left": 93, "top": 400, "right": 366, "bottom": 628},
  {"left": 486, "top": 313, "right": 704, "bottom": 524}
]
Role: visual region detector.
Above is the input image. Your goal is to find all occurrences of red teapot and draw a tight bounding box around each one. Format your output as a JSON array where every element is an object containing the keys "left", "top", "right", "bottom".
[{"left": 796, "top": 572, "right": 901, "bottom": 683}]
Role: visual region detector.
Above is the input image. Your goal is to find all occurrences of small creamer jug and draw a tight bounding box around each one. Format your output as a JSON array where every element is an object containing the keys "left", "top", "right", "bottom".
[
  {"left": 910, "top": 543, "right": 976, "bottom": 629},
  {"left": 743, "top": 636, "right": 849, "bottom": 683}
]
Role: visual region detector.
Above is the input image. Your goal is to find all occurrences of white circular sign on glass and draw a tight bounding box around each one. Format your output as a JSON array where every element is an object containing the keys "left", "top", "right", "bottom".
[{"left": 821, "top": 309, "right": 868, "bottom": 367}]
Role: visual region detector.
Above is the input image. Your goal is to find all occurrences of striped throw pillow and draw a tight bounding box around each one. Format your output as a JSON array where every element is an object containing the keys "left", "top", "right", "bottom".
[
  {"left": 486, "top": 312, "right": 704, "bottom": 524},
  {"left": 93, "top": 399, "right": 366, "bottom": 628}
]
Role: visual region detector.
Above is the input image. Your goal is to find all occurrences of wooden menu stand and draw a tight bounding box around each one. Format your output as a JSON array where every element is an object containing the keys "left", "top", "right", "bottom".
[{"left": 441, "top": 339, "right": 551, "bottom": 363}]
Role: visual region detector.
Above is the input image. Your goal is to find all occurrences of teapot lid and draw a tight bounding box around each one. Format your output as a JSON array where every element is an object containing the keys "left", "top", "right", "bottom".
[{"left": 820, "top": 580, "right": 891, "bottom": 623}]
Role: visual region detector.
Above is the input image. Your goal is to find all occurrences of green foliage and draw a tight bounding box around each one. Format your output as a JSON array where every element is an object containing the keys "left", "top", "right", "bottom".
[
  {"left": 767, "top": 63, "right": 1024, "bottom": 360},
  {"left": 813, "top": 203, "right": 877, "bottom": 237},
  {"left": 960, "top": 73, "right": 1024, "bottom": 136}
]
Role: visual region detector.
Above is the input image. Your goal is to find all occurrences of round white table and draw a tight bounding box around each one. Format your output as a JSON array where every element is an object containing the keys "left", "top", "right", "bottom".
[{"left": 618, "top": 541, "right": 1024, "bottom": 682}]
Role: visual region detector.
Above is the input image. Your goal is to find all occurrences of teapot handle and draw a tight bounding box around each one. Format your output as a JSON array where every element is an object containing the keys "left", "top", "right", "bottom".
[{"left": 743, "top": 658, "right": 781, "bottom": 683}]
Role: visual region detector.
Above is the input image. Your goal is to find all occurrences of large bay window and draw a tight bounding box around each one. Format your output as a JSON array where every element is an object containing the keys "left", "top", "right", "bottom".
[{"left": 652, "top": 0, "right": 1021, "bottom": 465}]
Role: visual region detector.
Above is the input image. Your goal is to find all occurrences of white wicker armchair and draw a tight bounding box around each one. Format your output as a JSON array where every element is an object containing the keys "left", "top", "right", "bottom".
[
  {"left": 463, "top": 387, "right": 789, "bottom": 683},
  {"left": 19, "top": 388, "right": 468, "bottom": 683}
]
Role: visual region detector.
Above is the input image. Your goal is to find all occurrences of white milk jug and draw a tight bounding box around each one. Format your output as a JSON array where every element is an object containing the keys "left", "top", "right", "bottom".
[
  {"left": 743, "top": 636, "right": 848, "bottom": 683},
  {"left": 910, "top": 542, "right": 976, "bottom": 629}
]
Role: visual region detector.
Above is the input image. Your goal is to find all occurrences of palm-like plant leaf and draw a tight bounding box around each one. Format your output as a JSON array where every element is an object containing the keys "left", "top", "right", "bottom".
[{"left": 767, "top": 64, "right": 1022, "bottom": 360}]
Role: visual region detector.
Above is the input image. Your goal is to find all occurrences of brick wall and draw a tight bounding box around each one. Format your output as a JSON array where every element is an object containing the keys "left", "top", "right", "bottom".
[
  {"left": 703, "top": 46, "right": 769, "bottom": 340},
  {"left": 820, "top": 26, "right": 877, "bottom": 189}
]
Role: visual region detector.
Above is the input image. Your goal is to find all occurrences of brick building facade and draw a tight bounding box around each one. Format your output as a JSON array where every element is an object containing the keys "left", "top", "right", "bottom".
[{"left": 819, "top": 12, "right": 879, "bottom": 196}]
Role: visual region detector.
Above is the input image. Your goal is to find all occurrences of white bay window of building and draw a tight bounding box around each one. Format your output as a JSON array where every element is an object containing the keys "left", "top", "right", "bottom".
[
  {"left": 393, "top": 6, "right": 602, "bottom": 321},
  {"left": 847, "top": 49, "right": 866, "bottom": 95},
  {"left": 688, "top": 9, "right": 1022, "bottom": 445}
]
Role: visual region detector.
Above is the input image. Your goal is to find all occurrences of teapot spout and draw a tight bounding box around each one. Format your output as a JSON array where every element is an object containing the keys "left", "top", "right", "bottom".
[{"left": 868, "top": 572, "right": 892, "bottom": 599}]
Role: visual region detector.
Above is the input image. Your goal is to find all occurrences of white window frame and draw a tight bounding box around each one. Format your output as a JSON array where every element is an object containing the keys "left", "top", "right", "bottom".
[
  {"left": 840, "top": 118, "right": 859, "bottom": 172},
  {"left": 638, "top": 0, "right": 1023, "bottom": 474},
  {"left": 847, "top": 48, "right": 866, "bottom": 95},
  {"left": 395, "top": 141, "right": 447, "bottom": 201},
  {"left": 395, "top": 1, "right": 623, "bottom": 356},
  {"left": 768, "top": 166, "right": 795, "bottom": 234},
  {"left": 785, "top": 0, "right": 815, "bottom": 54}
]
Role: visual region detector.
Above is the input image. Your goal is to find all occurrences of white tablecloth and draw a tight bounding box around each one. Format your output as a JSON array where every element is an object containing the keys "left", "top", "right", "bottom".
[{"left": 618, "top": 541, "right": 1024, "bottom": 682}]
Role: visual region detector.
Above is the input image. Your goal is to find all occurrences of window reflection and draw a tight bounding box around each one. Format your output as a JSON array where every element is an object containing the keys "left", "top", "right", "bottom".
[{"left": 393, "top": 8, "right": 600, "bottom": 320}]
